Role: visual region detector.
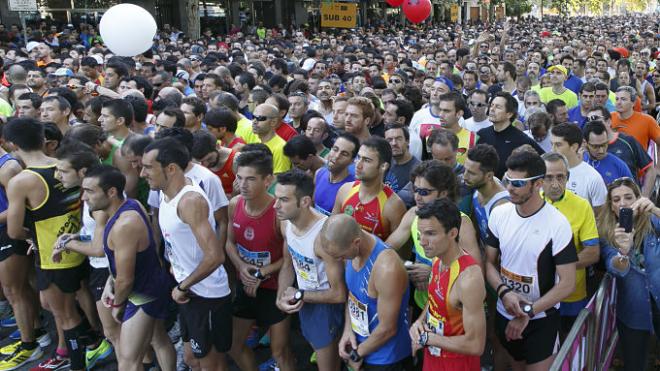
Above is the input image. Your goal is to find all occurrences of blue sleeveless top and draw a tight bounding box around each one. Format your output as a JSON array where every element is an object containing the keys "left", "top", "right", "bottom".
[
  {"left": 472, "top": 190, "right": 509, "bottom": 244},
  {"left": 103, "top": 199, "right": 172, "bottom": 301},
  {"left": 345, "top": 238, "right": 411, "bottom": 365},
  {"left": 0, "top": 154, "right": 17, "bottom": 230},
  {"left": 314, "top": 166, "right": 354, "bottom": 216}
]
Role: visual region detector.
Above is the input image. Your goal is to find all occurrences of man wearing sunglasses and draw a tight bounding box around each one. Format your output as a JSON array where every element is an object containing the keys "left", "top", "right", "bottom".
[
  {"left": 541, "top": 152, "right": 599, "bottom": 338},
  {"left": 251, "top": 104, "right": 291, "bottom": 174},
  {"left": 463, "top": 90, "right": 492, "bottom": 132},
  {"left": 485, "top": 150, "right": 577, "bottom": 370}
]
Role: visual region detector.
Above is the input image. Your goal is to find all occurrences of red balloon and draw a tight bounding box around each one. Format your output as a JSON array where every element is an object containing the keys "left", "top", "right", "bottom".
[
  {"left": 386, "top": 0, "right": 404, "bottom": 6},
  {"left": 403, "top": 0, "right": 431, "bottom": 24}
]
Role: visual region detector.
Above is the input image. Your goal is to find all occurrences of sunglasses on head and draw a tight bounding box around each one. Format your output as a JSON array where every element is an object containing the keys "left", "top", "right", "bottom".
[
  {"left": 253, "top": 115, "right": 273, "bottom": 122},
  {"left": 502, "top": 174, "right": 544, "bottom": 188},
  {"left": 588, "top": 115, "right": 604, "bottom": 121},
  {"left": 412, "top": 186, "right": 436, "bottom": 196}
]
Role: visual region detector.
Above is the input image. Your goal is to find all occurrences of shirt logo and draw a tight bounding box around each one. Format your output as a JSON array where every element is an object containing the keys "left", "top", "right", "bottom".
[
  {"left": 244, "top": 227, "right": 255, "bottom": 241},
  {"left": 344, "top": 205, "right": 354, "bottom": 216}
]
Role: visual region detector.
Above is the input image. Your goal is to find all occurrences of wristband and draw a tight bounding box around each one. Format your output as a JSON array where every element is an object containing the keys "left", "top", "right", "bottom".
[
  {"left": 498, "top": 287, "right": 513, "bottom": 301},
  {"left": 177, "top": 283, "right": 189, "bottom": 292},
  {"left": 110, "top": 300, "right": 125, "bottom": 308},
  {"left": 495, "top": 283, "right": 508, "bottom": 295},
  {"left": 349, "top": 348, "right": 362, "bottom": 363}
]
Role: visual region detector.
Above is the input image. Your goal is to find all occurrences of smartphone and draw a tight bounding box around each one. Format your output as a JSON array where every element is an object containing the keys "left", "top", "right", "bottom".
[{"left": 619, "top": 207, "right": 633, "bottom": 233}]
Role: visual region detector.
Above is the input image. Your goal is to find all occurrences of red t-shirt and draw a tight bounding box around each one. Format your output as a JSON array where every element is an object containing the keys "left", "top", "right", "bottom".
[{"left": 275, "top": 122, "right": 298, "bottom": 142}]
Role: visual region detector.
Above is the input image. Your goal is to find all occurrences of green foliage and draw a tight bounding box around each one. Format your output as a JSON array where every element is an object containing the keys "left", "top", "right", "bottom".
[{"left": 505, "top": 0, "right": 533, "bottom": 16}]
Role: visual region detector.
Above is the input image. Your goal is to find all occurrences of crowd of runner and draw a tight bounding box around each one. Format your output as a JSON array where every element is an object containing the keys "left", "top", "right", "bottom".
[{"left": 0, "top": 12, "right": 656, "bottom": 371}]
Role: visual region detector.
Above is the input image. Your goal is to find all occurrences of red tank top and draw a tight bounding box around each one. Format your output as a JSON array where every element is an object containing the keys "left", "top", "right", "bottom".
[
  {"left": 227, "top": 136, "right": 246, "bottom": 149},
  {"left": 232, "top": 196, "right": 282, "bottom": 290},
  {"left": 424, "top": 252, "right": 480, "bottom": 370},
  {"left": 340, "top": 181, "right": 394, "bottom": 240},
  {"left": 213, "top": 148, "right": 237, "bottom": 195}
]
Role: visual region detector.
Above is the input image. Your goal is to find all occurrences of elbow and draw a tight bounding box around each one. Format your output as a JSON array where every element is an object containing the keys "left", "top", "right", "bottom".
[
  {"left": 7, "top": 229, "right": 19, "bottom": 240},
  {"left": 466, "top": 338, "right": 486, "bottom": 356},
  {"left": 328, "top": 286, "right": 347, "bottom": 304},
  {"left": 378, "top": 324, "right": 398, "bottom": 341}
]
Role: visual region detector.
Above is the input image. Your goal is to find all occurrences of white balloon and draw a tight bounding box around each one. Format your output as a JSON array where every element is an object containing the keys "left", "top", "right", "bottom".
[{"left": 100, "top": 4, "right": 157, "bottom": 57}]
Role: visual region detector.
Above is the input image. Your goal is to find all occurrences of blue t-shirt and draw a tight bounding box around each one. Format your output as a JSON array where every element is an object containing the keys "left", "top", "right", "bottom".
[
  {"left": 584, "top": 152, "right": 633, "bottom": 185},
  {"left": 568, "top": 106, "right": 587, "bottom": 128}
]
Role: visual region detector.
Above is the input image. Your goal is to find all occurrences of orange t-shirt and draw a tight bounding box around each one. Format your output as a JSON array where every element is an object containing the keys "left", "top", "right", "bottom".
[{"left": 611, "top": 111, "right": 660, "bottom": 151}]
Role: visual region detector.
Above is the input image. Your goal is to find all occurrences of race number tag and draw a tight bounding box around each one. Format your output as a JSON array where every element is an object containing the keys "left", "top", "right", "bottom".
[
  {"left": 426, "top": 313, "right": 444, "bottom": 356},
  {"left": 348, "top": 292, "right": 370, "bottom": 337},
  {"left": 500, "top": 267, "right": 534, "bottom": 302},
  {"left": 237, "top": 244, "right": 271, "bottom": 267},
  {"left": 288, "top": 246, "right": 319, "bottom": 286}
]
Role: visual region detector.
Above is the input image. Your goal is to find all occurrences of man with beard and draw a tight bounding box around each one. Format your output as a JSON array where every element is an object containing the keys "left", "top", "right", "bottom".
[
  {"left": 567, "top": 82, "right": 597, "bottom": 128},
  {"left": 384, "top": 124, "right": 419, "bottom": 193},
  {"left": 103, "top": 62, "right": 129, "bottom": 92},
  {"left": 332, "top": 96, "right": 349, "bottom": 131},
  {"left": 26, "top": 67, "right": 48, "bottom": 96},
  {"left": 316, "top": 80, "right": 336, "bottom": 125},
  {"left": 343, "top": 97, "right": 374, "bottom": 143},
  {"left": 485, "top": 150, "right": 576, "bottom": 370},
  {"left": 332, "top": 137, "right": 406, "bottom": 240},
  {"left": 313, "top": 132, "right": 359, "bottom": 216}
]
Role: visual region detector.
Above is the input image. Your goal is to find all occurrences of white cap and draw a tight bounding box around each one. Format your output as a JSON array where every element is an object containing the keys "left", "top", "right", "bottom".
[
  {"left": 26, "top": 41, "right": 39, "bottom": 52},
  {"left": 91, "top": 55, "right": 104, "bottom": 65}
]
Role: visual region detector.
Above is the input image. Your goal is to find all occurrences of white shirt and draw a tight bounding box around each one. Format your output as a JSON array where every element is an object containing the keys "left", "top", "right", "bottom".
[
  {"left": 463, "top": 117, "right": 493, "bottom": 132},
  {"left": 148, "top": 163, "right": 229, "bottom": 212},
  {"left": 567, "top": 161, "right": 607, "bottom": 208}
]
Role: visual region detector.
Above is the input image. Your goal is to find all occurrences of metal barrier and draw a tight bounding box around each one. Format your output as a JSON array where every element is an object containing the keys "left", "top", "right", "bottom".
[{"left": 550, "top": 274, "right": 618, "bottom": 371}]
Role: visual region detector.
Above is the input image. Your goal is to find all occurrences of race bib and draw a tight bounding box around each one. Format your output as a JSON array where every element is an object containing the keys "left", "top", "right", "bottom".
[
  {"left": 500, "top": 267, "right": 534, "bottom": 302},
  {"left": 237, "top": 244, "right": 271, "bottom": 267},
  {"left": 348, "top": 292, "right": 370, "bottom": 337},
  {"left": 426, "top": 313, "right": 444, "bottom": 357},
  {"left": 288, "top": 246, "right": 319, "bottom": 287}
]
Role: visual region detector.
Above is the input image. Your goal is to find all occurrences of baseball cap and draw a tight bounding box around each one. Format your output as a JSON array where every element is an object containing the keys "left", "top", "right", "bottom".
[
  {"left": 175, "top": 70, "right": 190, "bottom": 80},
  {"left": 547, "top": 65, "right": 567, "bottom": 75},
  {"left": 52, "top": 68, "right": 74, "bottom": 77},
  {"left": 26, "top": 41, "right": 39, "bottom": 52}
]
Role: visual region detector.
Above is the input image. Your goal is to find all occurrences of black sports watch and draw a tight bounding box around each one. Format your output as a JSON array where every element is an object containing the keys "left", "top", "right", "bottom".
[
  {"left": 522, "top": 303, "right": 535, "bottom": 318},
  {"left": 293, "top": 290, "right": 304, "bottom": 303},
  {"left": 253, "top": 269, "right": 265, "bottom": 280},
  {"left": 418, "top": 331, "right": 429, "bottom": 347},
  {"left": 349, "top": 348, "right": 362, "bottom": 362}
]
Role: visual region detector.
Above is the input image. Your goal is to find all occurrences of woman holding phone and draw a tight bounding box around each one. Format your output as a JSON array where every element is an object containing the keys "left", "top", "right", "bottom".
[{"left": 597, "top": 177, "right": 660, "bottom": 370}]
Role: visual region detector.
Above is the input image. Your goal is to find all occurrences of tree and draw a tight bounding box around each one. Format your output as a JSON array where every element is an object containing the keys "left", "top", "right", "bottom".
[{"left": 505, "top": 0, "right": 533, "bottom": 16}]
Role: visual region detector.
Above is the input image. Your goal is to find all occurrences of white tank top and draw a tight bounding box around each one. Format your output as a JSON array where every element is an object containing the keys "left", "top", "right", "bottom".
[
  {"left": 81, "top": 202, "right": 109, "bottom": 269},
  {"left": 285, "top": 216, "right": 329, "bottom": 291},
  {"left": 158, "top": 184, "right": 230, "bottom": 298}
]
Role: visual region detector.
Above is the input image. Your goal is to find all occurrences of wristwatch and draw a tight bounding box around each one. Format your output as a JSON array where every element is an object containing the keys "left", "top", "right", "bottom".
[
  {"left": 293, "top": 290, "right": 304, "bottom": 303},
  {"left": 522, "top": 303, "right": 535, "bottom": 318},
  {"left": 253, "top": 269, "right": 265, "bottom": 280},
  {"left": 349, "top": 348, "right": 362, "bottom": 362},
  {"left": 418, "top": 331, "right": 429, "bottom": 347}
]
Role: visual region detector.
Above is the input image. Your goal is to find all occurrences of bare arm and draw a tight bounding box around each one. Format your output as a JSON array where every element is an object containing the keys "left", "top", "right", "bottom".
[
  {"left": 356, "top": 250, "right": 408, "bottom": 358},
  {"left": 177, "top": 193, "right": 225, "bottom": 291},
  {"left": 304, "top": 238, "right": 346, "bottom": 304},
  {"left": 427, "top": 266, "right": 486, "bottom": 356},
  {"left": 384, "top": 194, "right": 407, "bottom": 235},
  {"left": 384, "top": 208, "right": 414, "bottom": 250},
  {"left": 224, "top": 197, "right": 244, "bottom": 268},
  {"left": 485, "top": 245, "right": 503, "bottom": 297},
  {"left": 0, "top": 160, "right": 22, "bottom": 225},
  {"left": 276, "top": 221, "right": 296, "bottom": 299},
  {"left": 6, "top": 174, "right": 30, "bottom": 240},
  {"left": 214, "top": 206, "right": 228, "bottom": 257},
  {"left": 644, "top": 82, "right": 656, "bottom": 112},
  {"left": 576, "top": 244, "right": 599, "bottom": 269}
]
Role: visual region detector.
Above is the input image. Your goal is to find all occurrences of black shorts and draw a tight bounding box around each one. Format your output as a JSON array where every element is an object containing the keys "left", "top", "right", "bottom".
[
  {"left": 88, "top": 267, "right": 109, "bottom": 302},
  {"left": 36, "top": 262, "right": 89, "bottom": 293},
  {"left": 495, "top": 311, "right": 560, "bottom": 364},
  {"left": 180, "top": 294, "right": 233, "bottom": 358},
  {"left": 363, "top": 356, "right": 413, "bottom": 371},
  {"left": 233, "top": 287, "right": 287, "bottom": 327},
  {"left": 0, "top": 228, "right": 29, "bottom": 262}
]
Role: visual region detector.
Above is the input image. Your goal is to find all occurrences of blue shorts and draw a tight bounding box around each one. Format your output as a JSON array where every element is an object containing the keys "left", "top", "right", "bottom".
[
  {"left": 299, "top": 302, "right": 344, "bottom": 350},
  {"left": 123, "top": 292, "right": 172, "bottom": 322},
  {"left": 560, "top": 298, "right": 589, "bottom": 317}
]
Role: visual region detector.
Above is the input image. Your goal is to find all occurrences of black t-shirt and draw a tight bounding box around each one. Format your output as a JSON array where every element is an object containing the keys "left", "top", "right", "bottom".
[{"left": 476, "top": 124, "right": 546, "bottom": 178}]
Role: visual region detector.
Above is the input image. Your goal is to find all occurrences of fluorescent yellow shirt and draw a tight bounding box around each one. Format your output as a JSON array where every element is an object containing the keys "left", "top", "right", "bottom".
[
  {"left": 235, "top": 116, "right": 260, "bottom": 144},
  {"left": 543, "top": 190, "right": 599, "bottom": 302},
  {"left": 455, "top": 128, "right": 477, "bottom": 165},
  {"left": 539, "top": 87, "right": 579, "bottom": 109},
  {"left": 263, "top": 135, "right": 291, "bottom": 174}
]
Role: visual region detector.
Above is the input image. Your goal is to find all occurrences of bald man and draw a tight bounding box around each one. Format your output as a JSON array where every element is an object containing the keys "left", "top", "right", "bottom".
[
  {"left": 252, "top": 103, "right": 291, "bottom": 174},
  {"left": 321, "top": 214, "right": 412, "bottom": 370}
]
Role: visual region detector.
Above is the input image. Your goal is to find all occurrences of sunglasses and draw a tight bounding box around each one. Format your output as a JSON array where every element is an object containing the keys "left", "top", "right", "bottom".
[
  {"left": 588, "top": 115, "right": 604, "bottom": 121},
  {"left": 390, "top": 79, "right": 402, "bottom": 84},
  {"left": 502, "top": 174, "right": 544, "bottom": 188},
  {"left": 253, "top": 115, "right": 274, "bottom": 122},
  {"left": 469, "top": 101, "right": 487, "bottom": 108},
  {"left": 413, "top": 186, "right": 436, "bottom": 196}
]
